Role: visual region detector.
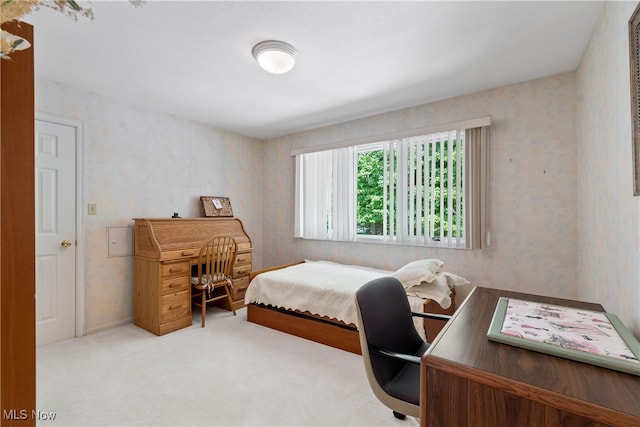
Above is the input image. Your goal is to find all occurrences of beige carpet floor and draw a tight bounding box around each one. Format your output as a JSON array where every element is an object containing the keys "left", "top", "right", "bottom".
[{"left": 36, "top": 307, "right": 419, "bottom": 427}]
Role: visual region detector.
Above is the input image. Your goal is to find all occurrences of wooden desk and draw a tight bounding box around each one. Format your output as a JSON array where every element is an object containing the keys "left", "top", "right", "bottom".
[
  {"left": 133, "top": 217, "right": 252, "bottom": 335},
  {"left": 420, "top": 287, "right": 640, "bottom": 427}
]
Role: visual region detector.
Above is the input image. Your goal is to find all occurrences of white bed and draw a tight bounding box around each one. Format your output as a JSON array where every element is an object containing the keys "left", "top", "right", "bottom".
[{"left": 244, "top": 259, "right": 467, "bottom": 353}]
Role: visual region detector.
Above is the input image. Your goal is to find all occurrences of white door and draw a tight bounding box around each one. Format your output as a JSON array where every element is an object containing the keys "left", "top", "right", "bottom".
[{"left": 35, "top": 120, "right": 77, "bottom": 346}]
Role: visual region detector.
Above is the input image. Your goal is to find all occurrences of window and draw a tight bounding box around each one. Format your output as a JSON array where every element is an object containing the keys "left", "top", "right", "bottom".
[{"left": 293, "top": 117, "right": 490, "bottom": 249}]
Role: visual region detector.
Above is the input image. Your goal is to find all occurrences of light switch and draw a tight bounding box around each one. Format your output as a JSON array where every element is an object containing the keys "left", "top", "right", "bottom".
[
  {"left": 107, "top": 226, "right": 133, "bottom": 257},
  {"left": 88, "top": 203, "right": 97, "bottom": 215}
]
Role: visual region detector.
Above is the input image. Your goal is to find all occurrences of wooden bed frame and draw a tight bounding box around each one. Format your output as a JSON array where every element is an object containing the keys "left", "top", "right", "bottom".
[{"left": 246, "top": 262, "right": 456, "bottom": 355}]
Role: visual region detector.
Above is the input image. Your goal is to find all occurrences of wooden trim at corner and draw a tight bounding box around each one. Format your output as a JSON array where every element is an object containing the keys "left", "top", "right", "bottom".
[{"left": 1, "top": 20, "right": 36, "bottom": 426}]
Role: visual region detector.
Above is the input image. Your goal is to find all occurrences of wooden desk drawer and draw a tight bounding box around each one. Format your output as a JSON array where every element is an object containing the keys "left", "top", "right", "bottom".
[
  {"left": 159, "top": 249, "right": 198, "bottom": 261},
  {"left": 161, "top": 260, "right": 190, "bottom": 278},
  {"left": 233, "top": 264, "right": 251, "bottom": 278},
  {"left": 233, "top": 286, "right": 248, "bottom": 302},
  {"left": 160, "top": 291, "right": 190, "bottom": 322},
  {"left": 231, "top": 276, "right": 249, "bottom": 301},
  {"left": 233, "top": 276, "right": 249, "bottom": 291},
  {"left": 234, "top": 252, "right": 251, "bottom": 266},
  {"left": 160, "top": 276, "right": 190, "bottom": 295},
  {"left": 237, "top": 242, "right": 251, "bottom": 252}
]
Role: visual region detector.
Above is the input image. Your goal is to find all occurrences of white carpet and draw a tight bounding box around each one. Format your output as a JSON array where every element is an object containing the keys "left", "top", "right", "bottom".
[{"left": 36, "top": 307, "right": 419, "bottom": 427}]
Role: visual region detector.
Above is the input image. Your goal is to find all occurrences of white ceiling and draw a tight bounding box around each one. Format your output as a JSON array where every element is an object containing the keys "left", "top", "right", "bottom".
[{"left": 25, "top": 1, "right": 604, "bottom": 139}]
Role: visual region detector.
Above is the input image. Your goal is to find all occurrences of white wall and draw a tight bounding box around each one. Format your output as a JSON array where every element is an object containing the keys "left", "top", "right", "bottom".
[
  {"left": 577, "top": 1, "right": 640, "bottom": 337},
  {"left": 36, "top": 79, "right": 265, "bottom": 333},
  {"left": 35, "top": 1, "right": 640, "bottom": 340},
  {"left": 262, "top": 72, "right": 579, "bottom": 301}
]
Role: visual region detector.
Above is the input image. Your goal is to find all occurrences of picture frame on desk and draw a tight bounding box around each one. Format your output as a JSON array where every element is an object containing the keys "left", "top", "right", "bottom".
[
  {"left": 200, "top": 196, "right": 233, "bottom": 217},
  {"left": 487, "top": 297, "right": 640, "bottom": 376}
]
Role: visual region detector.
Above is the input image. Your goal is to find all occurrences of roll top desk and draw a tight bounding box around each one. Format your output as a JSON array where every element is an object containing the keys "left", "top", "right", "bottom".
[{"left": 133, "top": 217, "right": 252, "bottom": 335}]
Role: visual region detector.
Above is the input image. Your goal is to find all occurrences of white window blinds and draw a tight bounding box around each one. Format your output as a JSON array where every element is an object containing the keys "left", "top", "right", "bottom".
[
  {"left": 294, "top": 117, "right": 489, "bottom": 249},
  {"left": 382, "top": 130, "right": 465, "bottom": 247}
]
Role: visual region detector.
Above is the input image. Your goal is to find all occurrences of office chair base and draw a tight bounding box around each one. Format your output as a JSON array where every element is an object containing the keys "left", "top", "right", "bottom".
[{"left": 393, "top": 411, "right": 406, "bottom": 420}]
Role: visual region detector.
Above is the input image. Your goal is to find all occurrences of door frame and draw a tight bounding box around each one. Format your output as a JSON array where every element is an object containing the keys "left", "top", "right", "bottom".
[{"left": 35, "top": 112, "right": 85, "bottom": 338}]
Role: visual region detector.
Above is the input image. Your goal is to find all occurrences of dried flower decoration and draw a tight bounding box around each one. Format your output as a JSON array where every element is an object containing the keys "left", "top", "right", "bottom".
[
  {"left": 43, "top": 0, "right": 94, "bottom": 20},
  {"left": 0, "top": 0, "right": 143, "bottom": 59},
  {"left": 0, "top": 0, "right": 38, "bottom": 26}
]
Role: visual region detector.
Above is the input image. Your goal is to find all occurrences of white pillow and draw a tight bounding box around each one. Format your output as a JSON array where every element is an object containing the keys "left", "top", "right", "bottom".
[
  {"left": 391, "top": 259, "right": 444, "bottom": 289},
  {"left": 405, "top": 276, "right": 452, "bottom": 308},
  {"left": 405, "top": 272, "right": 470, "bottom": 309}
]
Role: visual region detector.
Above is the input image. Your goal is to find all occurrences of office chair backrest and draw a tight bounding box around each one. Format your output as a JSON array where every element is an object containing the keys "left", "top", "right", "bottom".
[
  {"left": 357, "top": 276, "right": 425, "bottom": 355},
  {"left": 355, "top": 276, "right": 427, "bottom": 418}
]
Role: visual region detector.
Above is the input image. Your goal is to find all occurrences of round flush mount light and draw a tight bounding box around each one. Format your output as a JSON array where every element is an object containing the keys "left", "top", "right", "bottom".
[{"left": 252, "top": 40, "right": 297, "bottom": 74}]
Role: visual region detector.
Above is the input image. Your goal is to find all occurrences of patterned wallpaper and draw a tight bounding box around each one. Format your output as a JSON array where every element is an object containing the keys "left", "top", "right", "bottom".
[
  {"left": 35, "top": 1, "right": 640, "bottom": 338},
  {"left": 35, "top": 80, "right": 265, "bottom": 333},
  {"left": 262, "top": 72, "right": 580, "bottom": 305},
  {"left": 576, "top": 1, "right": 640, "bottom": 337}
]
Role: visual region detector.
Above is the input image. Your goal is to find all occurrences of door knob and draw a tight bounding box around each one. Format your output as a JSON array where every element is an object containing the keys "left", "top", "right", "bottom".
[{"left": 61, "top": 240, "right": 73, "bottom": 248}]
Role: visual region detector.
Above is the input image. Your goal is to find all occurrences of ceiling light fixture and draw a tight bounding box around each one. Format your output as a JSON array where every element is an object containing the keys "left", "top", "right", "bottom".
[{"left": 252, "top": 40, "right": 297, "bottom": 74}]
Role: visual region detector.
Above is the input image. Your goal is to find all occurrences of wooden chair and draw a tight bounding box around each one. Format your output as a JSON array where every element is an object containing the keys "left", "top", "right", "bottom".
[{"left": 192, "top": 235, "right": 237, "bottom": 327}]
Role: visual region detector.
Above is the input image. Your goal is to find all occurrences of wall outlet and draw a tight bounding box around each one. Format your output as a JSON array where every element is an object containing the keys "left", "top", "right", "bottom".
[{"left": 88, "top": 203, "right": 97, "bottom": 215}]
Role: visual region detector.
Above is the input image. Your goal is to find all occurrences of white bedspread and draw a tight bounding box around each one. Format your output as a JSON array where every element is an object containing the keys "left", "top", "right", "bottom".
[{"left": 244, "top": 260, "right": 436, "bottom": 340}]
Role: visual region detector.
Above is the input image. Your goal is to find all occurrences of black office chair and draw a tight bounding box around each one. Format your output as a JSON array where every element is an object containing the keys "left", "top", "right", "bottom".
[{"left": 354, "top": 276, "right": 452, "bottom": 420}]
